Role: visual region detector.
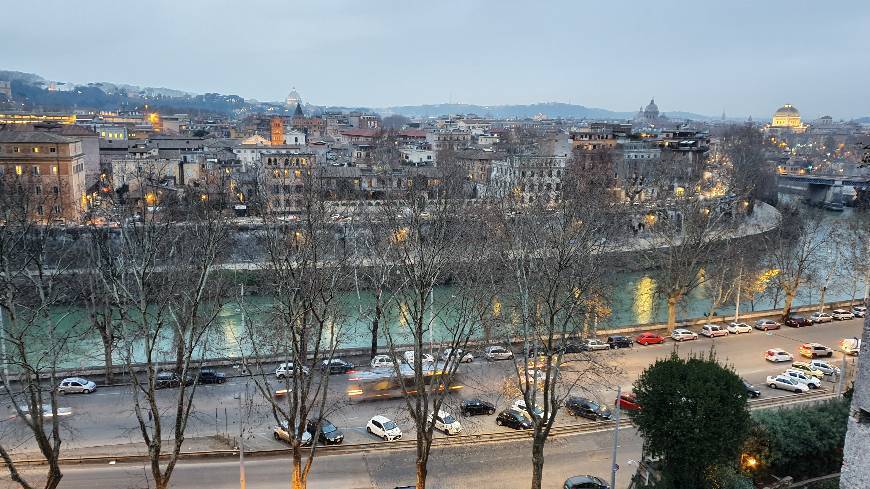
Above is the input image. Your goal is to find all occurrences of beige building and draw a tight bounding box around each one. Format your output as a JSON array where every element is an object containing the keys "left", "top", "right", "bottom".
[{"left": 0, "top": 131, "right": 87, "bottom": 221}]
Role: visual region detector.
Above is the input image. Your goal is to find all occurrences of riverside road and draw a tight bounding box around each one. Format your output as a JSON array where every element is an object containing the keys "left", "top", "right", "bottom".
[{"left": 1, "top": 317, "right": 864, "bottom": 488}]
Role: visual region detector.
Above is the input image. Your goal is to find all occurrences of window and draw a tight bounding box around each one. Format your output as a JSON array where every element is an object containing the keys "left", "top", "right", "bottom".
[
  {"left": 53, "top": 205, "right": 61, "bottom": 214},
  {"left": 35, "top": 185, "right": 42, "bottom": 195},
  {"left": 12, "top": 146, "right": 20, "bottom": 153},
  {"left": 52, "top": 186, "right": 59, "bottom": 195},
  {"left": 50, "top": 147, "right": 56, "bottom": 153},
  {"left": 15, "top": 165, "right": 22, "bottom": 175},
  {"left": 51, "top": 165, "right": 58, "bottom": 175},
  {"left": 37, "top": 205, "right": 44, "bottom": 216},
  {"left": 32, "top": 166, "right": 40, "bottom": 176},
  {"left": 32, "top": 147, "right": 40, "bottom": 153}
]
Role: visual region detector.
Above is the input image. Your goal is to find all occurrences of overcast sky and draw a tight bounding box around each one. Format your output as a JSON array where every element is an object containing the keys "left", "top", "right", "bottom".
[{"left": 2, "top": 0, "right": 868, "bottom": 118}]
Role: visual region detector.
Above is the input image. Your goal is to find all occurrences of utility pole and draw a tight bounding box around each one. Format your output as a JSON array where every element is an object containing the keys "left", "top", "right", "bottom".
[
  {"left": 610, "top": 385, "right": 622, "bottom": 489},
  {"left": 238, "top": 388, "right": 246, "bottom": 489},
  {"left": 734, "top": 267, "right": 742, "bottom": 323}
]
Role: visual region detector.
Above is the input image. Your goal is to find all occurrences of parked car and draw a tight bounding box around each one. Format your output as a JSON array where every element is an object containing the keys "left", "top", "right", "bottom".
[
  {"left": 808, "top": 360, "right": 841, "bottom": 377},
  {"left": 764, "top": 349, "right": 793, "bottom": 363},
  {"left": 441, "top": 348, "right": 473, "bottom": 363},
  {"left": 606, "top": 335, "right": 633, "bottom": 349},
  {"left": 616, "top": 392, "right": 641, "bottom": 411},
  {"left": 840, "top": 338, "right": 862, "bottom": 356},
  {"left": 273, "top": 420, "right": 312, "bottom": 446},
  {"left": 366, "top": 415, "right": 402, "bottom": 441},
  {"left": 306, "top": 418, "right": 344, "bottom": 444},
  {"left": 636, "top": 332, "right": 665, "bottom": 346},
  {"left": 155, "top": 372, "right": 190, "bottom": 389},
  {"left": 742, "top": 379, "right": 761, "bottom": 398},
  {"left": 18, "top": 404, "right": 72, "bottom": 418},
  {"left": 671, "top": 329, "right": 698, "bottom": 342},
  {"left": 496, "top": 409, "right": 532, "bottom": 430},
  {"left": 782, "top": 369, "right": 821, "bottom": 389},
  {"left": 809, "top": 312, "right": 834, "bottom": 323},
  {"left": 784, "top": 316, "right": 811, "bottom": 328},
  {"left": 275, "top": 362, "right": 310, "bottom": 379},
  {"left": 403, "top": 351, "right": 435, "bottom": 365},
  {"left": 511, "top": 399, "right": 548, "bottom": 420},
  {"left": 428, "top": 410, "right": 462, "bottom": 435},
  {"left": 766, "top": 375, "right": 809, "bottom": 393},
  {"left": 581, "top": 338, "right": 611, "bottom": 351},
  {"left": 320, "top": 358, "right": 355, "bottom": 374},
  {"left": 754, "top": 319, "right": 781, "bottom": 331},
  {"left": 564, "top": 475, "right": 610, "bottom": 489},
  {"left": 799, "top": 343, "right": 834, "bottom": 358},
  {"left": 57, "top": 377, "right": 97, "bottom": 395},
  {"left": 700, "top": 324, "right": 728, "bottom": 338},
  {"left": 371, "top": 354, "right": 396, "bottom": 369},
  {"left": 852, "top": 306, "right": 867, "bottom": 318},
  {"left": 789, "top": 362, "right": 825, "bottom": 379},
  {"left": 565, "top": 396, "right": 612, "bottom": 420},
  {"left": 727, "top": 322, "right": 753, "bottom": 334},
  {"left": 460, "top": 398, "right": 496, "bottom": 416},
  {"left": 484, "top": 345, "right": 514, "bottom": 361},
  {"left": 563, "top": 341, "right": 586, "bottom": 354},
  {"left": 197, "top": 369, "right": 227, "bottom": 384},
  {"left": 831, "top": 309, "right": 855, "bottom": 320}
]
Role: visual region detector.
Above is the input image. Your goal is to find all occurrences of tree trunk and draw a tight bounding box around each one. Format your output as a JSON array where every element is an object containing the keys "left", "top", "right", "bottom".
[
  {"left": 370, "top": 295, "right": 382, "bottom": 359},
  {"left": 782, "top": 290, "right": 796, "bottom": 320},
  {"left": 292, "top": 447, "right": 305, "bottom": 489},
  {"left": 415, "top": 457, "right": 428, "bottom": 489},
  {"left": 99, "top": 325, "right": 114, "bottom": 385},
  {"left": 666, "top": 294, "right": 679, "bottom": 331},
  {"left": 530, "top": 434, "right": 545, "bottom": 489}
]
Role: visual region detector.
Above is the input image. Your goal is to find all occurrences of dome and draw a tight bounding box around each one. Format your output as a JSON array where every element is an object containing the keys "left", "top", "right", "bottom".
[
  {"left": 285, "top": 88, "right": 302, "bottom": 107},
  {"left": 774, "top": 104, "right": 800, "bottom": 117},
  {"left": 645, "top": 98, "right": 659, "bottom": 114}
]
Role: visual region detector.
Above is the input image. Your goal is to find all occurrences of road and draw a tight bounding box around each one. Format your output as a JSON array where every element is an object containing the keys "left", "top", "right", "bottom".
[
  {"left": 12, "top": 428, "right": 643, "bottom": 489},
  {"left": 0, "top": 317, "right": 863, "bottom": 487}
]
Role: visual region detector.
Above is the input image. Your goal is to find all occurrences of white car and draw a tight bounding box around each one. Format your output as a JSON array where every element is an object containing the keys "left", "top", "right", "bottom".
[
  {"left": 370, "top": 355, "right": 396, "bottom": 369},
  {"left": 809, "top": 312, "right": 833, "bottom": 323},
  {"left": 58, "top": 377, "right": 97, "bottom": 394},
  {"left": 831, "top": 309, "right": 854, "bottom": 320},
  {"left": 700, "top": 324, "right": 728, "bottom": 338},
  {"left": 783, "top": 369, "right": 821, "bottom": 389},
  {"left": 765, "top": 349, "right": 793, "bottom": 362},
  {"left": 511, "top": 399, "right": 546, "bottom": 420},
  {"left": 366, "top": 415, "right": 402, "bottom": 441},
  {"left": 428, "top": 410, "right": 462, "bottom": 435},
  {"left": 840, "top": 338, "right": 862, "bottom": 356},
  {"left": 766, "top": 375, "right": 809, "bottom": 393},
  {"left": 671, "top": 329, "right": 698, "bottom": 341},
  {"left": 18, "top": 404, "right": 73, "bottom": 418},
  {"left": 273, "top": 420, "right": 312, "bottom": 446},
  {"left": 808, "top": 360, "right": 841, "bottom": 377},
  {"left": 275, "top": 362, "right": 310, "bottom": 379},
  {"left": 726, "top": 322, "right": 753, "bottom": 334},
  {"left": 403, "top": 351, "right": 435, "bottom": 365},
  {"left": 441, "top": 348, "right": 473, "bottom": 363},
  {"left": 852, "top": 306, "right": 867, "bottom": 318},
  {"left": 484, "top": 345, "right": 513, "bottom": 361},
  {"left": 581, "top": 338, "right": 610, "bottom": 351}
]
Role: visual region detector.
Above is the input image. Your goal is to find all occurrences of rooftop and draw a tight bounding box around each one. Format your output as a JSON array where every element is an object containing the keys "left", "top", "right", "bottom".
[{"left": 0, "top": 130, "right": 78, "bottom": 144}]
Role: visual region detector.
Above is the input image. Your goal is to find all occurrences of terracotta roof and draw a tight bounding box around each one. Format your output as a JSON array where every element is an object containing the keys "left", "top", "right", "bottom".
[
  {"left": 340, "top": 128, "right": 380, "bottom": 138},
  {"left": 0, "top": 130, "right": 77, "bottom": 143}
]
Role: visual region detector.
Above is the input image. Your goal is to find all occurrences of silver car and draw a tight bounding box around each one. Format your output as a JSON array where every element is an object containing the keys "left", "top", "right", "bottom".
[
  {"left": 808, "top": 360, "right": 841, "bottom": 377},
  {"left": 58, "top": 377, "right": 97, "bottom": 394}
]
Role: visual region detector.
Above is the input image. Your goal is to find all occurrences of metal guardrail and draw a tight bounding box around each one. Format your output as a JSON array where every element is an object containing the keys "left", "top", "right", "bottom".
[{"left": 9, "top": 390, "right": 843, "bottom": 467}]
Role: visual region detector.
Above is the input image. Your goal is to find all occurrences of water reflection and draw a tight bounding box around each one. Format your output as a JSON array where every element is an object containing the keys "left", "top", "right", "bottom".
[{"left": 633, "top": 276, "right": 656, "bottom": 325}]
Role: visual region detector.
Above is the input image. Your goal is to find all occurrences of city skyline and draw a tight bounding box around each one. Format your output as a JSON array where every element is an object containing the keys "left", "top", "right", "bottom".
[{"left": 2, "top": 0, "right": 869, "bottom": 119}]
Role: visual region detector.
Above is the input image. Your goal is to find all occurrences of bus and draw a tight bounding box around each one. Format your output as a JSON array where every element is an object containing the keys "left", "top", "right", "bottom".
[{"left": 346, "top": 363, "right": 464, "bottom": 401}]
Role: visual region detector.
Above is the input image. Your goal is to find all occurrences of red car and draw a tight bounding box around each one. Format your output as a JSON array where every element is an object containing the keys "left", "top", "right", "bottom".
[
  {"left": 616, "top": 392, "right": 641, "bottom": 411},
  {"left": 636, "top": 332, "right": 665, "bottom": 346}
]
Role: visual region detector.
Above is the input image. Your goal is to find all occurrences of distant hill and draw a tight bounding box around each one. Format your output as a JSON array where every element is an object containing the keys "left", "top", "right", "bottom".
[
  {"left": 854, "top": 116, "right": 870, "bottom": 124},
  {"left": 1, "top": 68, "right": 722, "bottom": 120}
]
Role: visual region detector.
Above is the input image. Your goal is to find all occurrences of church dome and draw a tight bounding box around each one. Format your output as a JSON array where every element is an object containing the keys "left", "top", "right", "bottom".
[
  {"left": 774, "top": 104, "right": 799, "bottom": 117},
  {"left": 285, "top": 88, "right": 302, "bottom": 107},
  {"left": 645, "top": 98, "right": 659, "bottom": 114}
]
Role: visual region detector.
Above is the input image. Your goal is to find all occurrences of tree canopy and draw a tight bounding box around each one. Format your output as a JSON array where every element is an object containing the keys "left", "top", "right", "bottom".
[{"left": 630, "top": 352, "right": 751, "bottom": 489}]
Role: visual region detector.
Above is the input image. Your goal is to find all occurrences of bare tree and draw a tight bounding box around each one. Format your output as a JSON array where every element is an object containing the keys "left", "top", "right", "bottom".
[
  {"left": 0, "top": 176, "right": 79, "bottom": 489},
  {"left": 763, "top": 205, "right": 832, "bottom": 320},
  {"left": 97, "top": 171, "right": 232, "bottom": 489},
  {"left": 235, "top": 171, "right": 349, "bottom": 489},
  {"left": 491, "top": 161, "right": 621, "bottom": 489},
  {"left": 360, "top": 184, "right": 494, "bottom": 489}
]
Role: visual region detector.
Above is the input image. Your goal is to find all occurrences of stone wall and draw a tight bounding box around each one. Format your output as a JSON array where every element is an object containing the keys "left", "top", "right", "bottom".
[{"left": 840, "top": 307, "right": 869, "bottom": 489}]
